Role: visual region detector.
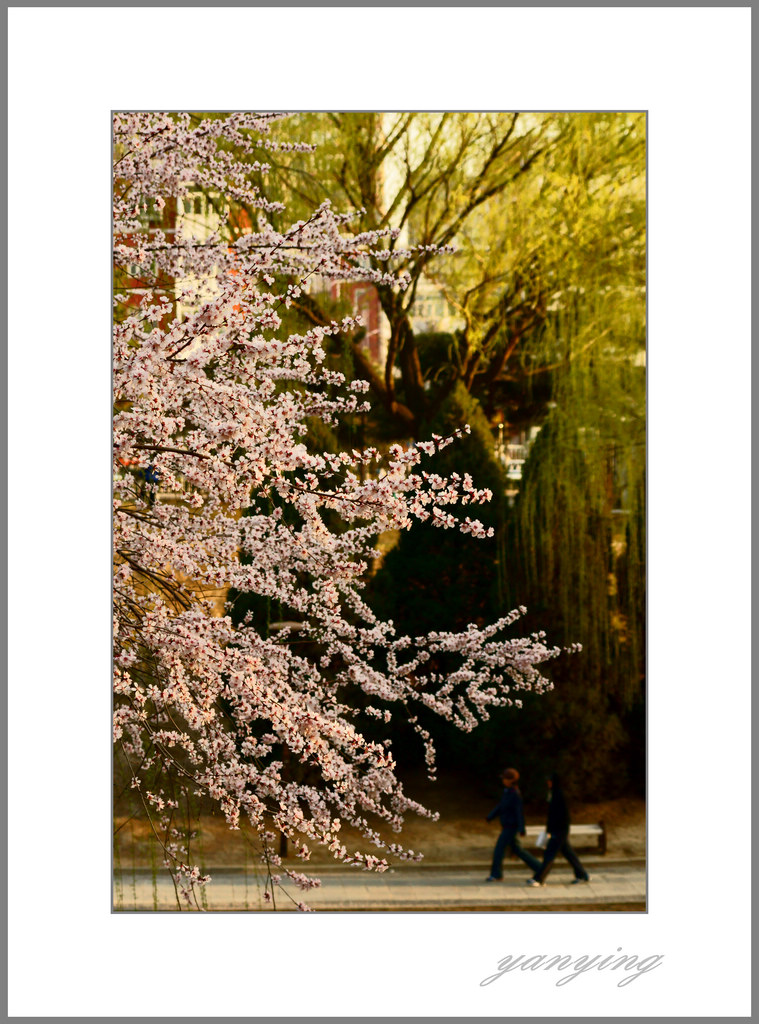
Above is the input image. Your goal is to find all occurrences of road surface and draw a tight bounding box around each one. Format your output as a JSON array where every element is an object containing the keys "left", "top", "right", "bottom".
[{"left": 114, "top": 859, "right": 645, "bottom": 912}]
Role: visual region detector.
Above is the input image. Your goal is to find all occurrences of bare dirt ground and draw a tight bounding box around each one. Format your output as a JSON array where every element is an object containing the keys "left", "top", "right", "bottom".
[{"left": 115, "top": 769, "right": 645, "bottom": 871}]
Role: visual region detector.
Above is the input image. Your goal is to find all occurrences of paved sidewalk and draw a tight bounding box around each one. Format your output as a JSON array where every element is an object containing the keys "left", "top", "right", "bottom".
[{"left": 114, "top": 860, "right": 645, "bottom": 912}]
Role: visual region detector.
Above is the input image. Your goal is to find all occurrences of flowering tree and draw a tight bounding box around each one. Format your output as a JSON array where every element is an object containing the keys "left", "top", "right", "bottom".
[{"left": 113, "top": 112, "right": 575, "bottom": 910}]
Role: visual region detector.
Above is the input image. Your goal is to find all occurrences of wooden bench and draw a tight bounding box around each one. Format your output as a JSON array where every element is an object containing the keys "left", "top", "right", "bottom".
[{"left": 522, "top": 822, "right": 606, "bottom": 855}]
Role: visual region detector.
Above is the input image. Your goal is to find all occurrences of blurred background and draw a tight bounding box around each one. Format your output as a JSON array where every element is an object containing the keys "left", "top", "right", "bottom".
[
  {"left": 114, "top": 112, "right": 646, "bottom": 869},
  {"left": 244, "top": 111, "right": 647, "bottom": 804}
]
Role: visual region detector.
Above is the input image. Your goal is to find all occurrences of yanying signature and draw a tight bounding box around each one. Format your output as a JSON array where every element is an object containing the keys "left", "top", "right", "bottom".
[{"left": 480, "top": 947, "right": 664, "bottom": 988}]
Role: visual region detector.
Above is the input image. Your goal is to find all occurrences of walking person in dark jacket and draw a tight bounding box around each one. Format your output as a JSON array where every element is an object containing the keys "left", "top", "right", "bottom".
[
  {"left": 485, "top": 768, "right": 542, "bottom": 881},
  {"left": 526, "top": 772, "right": 590, "bottom": 886}
]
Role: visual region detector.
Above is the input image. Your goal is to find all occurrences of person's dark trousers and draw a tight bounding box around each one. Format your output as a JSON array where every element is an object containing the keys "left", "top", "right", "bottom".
[
  {"left": 533, "top": 831, "right": 589, "bottom": 883},
  {"left": 490, "top": 828, "right": 542, "bottom": 878}
]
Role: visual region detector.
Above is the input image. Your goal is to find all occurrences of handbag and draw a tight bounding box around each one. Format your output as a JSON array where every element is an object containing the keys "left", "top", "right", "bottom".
[{"left": 535, "top": 830, "right": 548, "bottom": 849}]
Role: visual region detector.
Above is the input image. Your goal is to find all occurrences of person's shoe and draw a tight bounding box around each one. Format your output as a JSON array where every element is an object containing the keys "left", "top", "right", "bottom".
[
  {"left": 485, "top": 876, "right": 502, "bottom": 882},
  {"left": 571, "top": 876, "right": 591, "bottom": 884},
  {"left": 526, "top": 879, "right": 544, "bottom": 887}
]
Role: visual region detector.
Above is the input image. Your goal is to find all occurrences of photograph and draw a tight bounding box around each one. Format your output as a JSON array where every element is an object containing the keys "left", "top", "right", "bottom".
[
  {"left": 8, "top": 5, "right": 751, "bottom": 1018},
  {"left": 112, "top": 110, "right": 646, "bottom": 914}
]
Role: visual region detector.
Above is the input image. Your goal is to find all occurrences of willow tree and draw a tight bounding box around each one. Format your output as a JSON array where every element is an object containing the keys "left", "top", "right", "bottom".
[
  {"left": 220, "top": 112, "right": 558, "bottom": 434},
  {"left": 425, "top": 113, "right": 644, "bottom": 406},
  {"left": 362, "top": 114, "right": 646, "bottom": 793},
  {"left": 494, "top": 114, "right": 646, "bottom": 794},
  {"left": 161, "top": 112, "right": 647, "bottom": 795},
  {"left": 185, "top": 113, "right": 644, "bottom": 429}
]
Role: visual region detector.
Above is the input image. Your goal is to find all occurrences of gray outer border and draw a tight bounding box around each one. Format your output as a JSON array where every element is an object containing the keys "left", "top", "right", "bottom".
[
  {"left": 2, "top": 15, "right": 7, "bottom": 1024},
  {"left": 1, "top": 5, "right": 749, "bottom": 1017}
]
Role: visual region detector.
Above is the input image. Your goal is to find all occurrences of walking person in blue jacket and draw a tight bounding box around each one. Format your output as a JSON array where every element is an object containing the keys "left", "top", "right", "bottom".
[
  {"left": 485, "top": 768, "right": 542, "bottom": 881},
  {"left": 526, "top": 772, "right": 590, "bottom": 886}
]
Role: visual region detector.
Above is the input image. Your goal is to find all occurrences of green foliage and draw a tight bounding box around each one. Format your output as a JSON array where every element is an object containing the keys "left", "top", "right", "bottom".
[
  {"left": 366, "top": 373, "right": 645, "bottom": 796},
  {"left": 510, "top": 376, "right": 645, "bottom": 701},
  {"left": 302, "top": 415, "right": 339, "bottom": 456},
  {"left": 363, "top": 384, "right": 512, "bottom": 768},
  {"left": 493, "top": 359, "right": 646, "bottom": 796},
  {"left": 461, "top": 114, "right": 647, "bottom": 797},
  {"left": 227, "top": 114, "right": 647, "bottom": 797},
  {"left": 368, "top": 383, "right": 504, "bottom": 635},
  {"left": 428, "top": 112, "right": 646, "bottom": 420},
  {"left": 416, "top": 331, "right": 458, "bottom": 381},
  {"left": 444, "top": 684, "right": 636, "bottom": 803}
]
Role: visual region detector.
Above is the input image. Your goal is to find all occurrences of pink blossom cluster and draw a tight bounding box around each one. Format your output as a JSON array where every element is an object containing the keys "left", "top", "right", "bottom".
[{"left": 113, "top": 112, "right": 575, "bottom": 910}]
